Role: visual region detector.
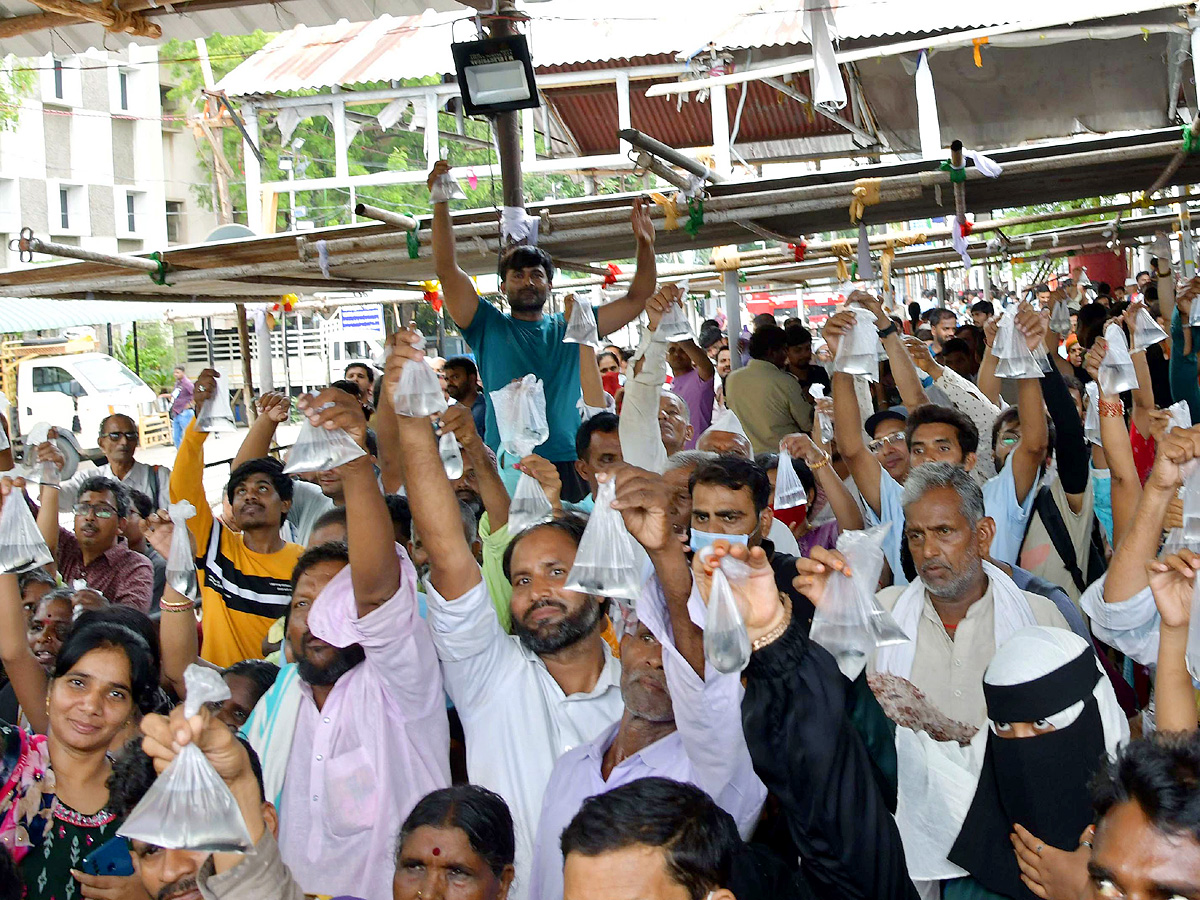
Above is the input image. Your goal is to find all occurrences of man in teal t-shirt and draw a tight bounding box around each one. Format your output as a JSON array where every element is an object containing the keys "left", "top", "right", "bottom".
[{"left": 426, "top": 159, "right": 657, "bottom": 501}]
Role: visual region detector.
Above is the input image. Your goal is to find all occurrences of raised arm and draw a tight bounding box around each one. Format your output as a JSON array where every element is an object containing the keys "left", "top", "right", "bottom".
[
  {"left": 1086, "top": 338, "right": 1142, "bottom": 549},
  {"left": 595, "top": 199, "right": 656, "bottom": 337},
  {"left": 619, "top": 285, "right": 675, "bottom": 473},
  {"left": 144, "top": 512, "right": 203, "bottom": 695},
  {"left": 386, "top": 330, "right": 482, "bottom": 601},
  {"left": 231, "top": 392, "right": 291, "bottom": 471},
  {"left": 298, "top": 388, "right": 400, "bottom": 616},
  {"left": 1007, "top": 303, "right": 1050, "bottom": 505},
  {"left": 575, "top": 317, "right": 609, "bottom": 411},
  {"left": 0, "top": 478, "right": 49, "bottom": 734},
  {"left": 436, "top": 403, "right": 510, "bottom": 531},
  {"left": 169, "top": 368, "right": 217, "bottom": 554},
  {"left": 1039, "top": 352, "right": 1088, "bottom": 513},
  {"left": 856, "top": 293, "right": 927, "bottom": 410},
  {"left": 428, "top": 160, "right": 483, "bottom": 331},
  {"left": 374, "top": 372, "right": 404, "bottom": 495},
  {"left": 781, "top": 433, "right": 864, "bottom": 533},
  {"left": 677, "top": 337, "right": 715, "bottom": 382},
  {"left": 976, "top": 315, "right": 1002, "bottom": 406},
  {"left": 825, "top": 309, "right": 883, "bottom": 514},
  {"left": 1146, "top": 550, "right": 1200, "bottom": 732}
]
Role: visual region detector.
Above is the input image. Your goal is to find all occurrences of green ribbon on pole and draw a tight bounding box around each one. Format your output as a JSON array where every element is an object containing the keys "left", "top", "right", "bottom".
[
  {"left": 1184, "top": 123, "right": 1198, "bottom": 154},
  {"left": 940, "top": 160, "right": 967, "bottom": 183},
  {"left": 683, "top": 197, "right": 705, "bottom": 237},
  {"left": 738, "top": 271, "right": 747, "bottom": 284},
  {"left": 851, "top": 261, "right": 859, "bottom": 280},
  {"left": 407, "top": 228, "right": 420, "bottom": 259},
  {"left": 149, "top": 251, "right": 170, "bottom": 286}
]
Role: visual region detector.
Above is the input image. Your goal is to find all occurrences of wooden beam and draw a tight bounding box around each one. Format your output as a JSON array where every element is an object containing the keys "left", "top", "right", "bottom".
[{"left": 25, "top": 0, "right": 161, "bottom": 37}]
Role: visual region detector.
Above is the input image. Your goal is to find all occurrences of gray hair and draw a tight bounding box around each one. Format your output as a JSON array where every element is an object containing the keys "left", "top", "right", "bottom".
[
  {"left": 900, "top": 461, "right": 985, "bottom": 527},
  {"left": 661, "top": 388, "right": 690, "bottom": 423},
  {"left": 664, "top": 449, "right": 718, "bottom": 473}
]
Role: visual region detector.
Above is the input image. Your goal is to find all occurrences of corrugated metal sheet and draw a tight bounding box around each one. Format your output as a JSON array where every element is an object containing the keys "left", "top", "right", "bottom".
[
  {"left": 0, "top": 0, "right": 460, "bottom": 59},
  {"left": 0, "top": 298, "right": 191, "bottom": 331},
  {"left": 709, "top": 0, "right": 1186, "bottom": 49}
]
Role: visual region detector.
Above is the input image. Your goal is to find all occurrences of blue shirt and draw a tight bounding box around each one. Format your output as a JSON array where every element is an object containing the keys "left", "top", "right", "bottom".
[
  {"left": 460, "top": 301, "right": 581, "bottom": 462},
  {"left": 866, "top": 456, "right": 1038, "bottom": 586}
]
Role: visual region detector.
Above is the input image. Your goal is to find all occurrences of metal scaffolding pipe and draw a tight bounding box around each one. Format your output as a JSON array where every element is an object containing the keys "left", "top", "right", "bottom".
[
  {"left": 353, "top": 204, "right": 419, "bottom": 231},
  {"left": 17, "top": 233, "right": 162, "bottom": 273},
  {"left": 618, "top": 129, "right": 727, "bottom": 182}
]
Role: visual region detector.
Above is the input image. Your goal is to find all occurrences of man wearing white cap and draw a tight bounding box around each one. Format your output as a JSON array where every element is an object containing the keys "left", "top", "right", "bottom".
[{"left": 696, "top": 408, "right": 754, "bottom": 459}]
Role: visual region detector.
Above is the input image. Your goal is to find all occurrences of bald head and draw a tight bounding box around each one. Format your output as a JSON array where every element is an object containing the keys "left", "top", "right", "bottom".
[{"left": 696, "top": 430, "right": 753, "bottom": 459}]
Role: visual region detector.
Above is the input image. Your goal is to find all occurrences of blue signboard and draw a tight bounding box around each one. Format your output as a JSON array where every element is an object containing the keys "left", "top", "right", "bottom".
[{"left": 339, "top": 304, "right": 385, "bottom": 338}]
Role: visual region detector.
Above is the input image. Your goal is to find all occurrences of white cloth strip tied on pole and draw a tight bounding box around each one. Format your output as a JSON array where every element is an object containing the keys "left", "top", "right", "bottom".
[
  {"left": 501, "top": 207, "right": 540, "bottom": 246},
  {"left": 801, "top": 0, "right": 847, "bottom": 111}
]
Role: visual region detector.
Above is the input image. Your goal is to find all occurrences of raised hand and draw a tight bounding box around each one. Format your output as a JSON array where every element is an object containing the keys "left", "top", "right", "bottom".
[
  {"left": 435, "top": 403, "right": 482, "bottom": 455},
  {"left": 822, "top": 310, "right": 858, "bottom": 358},
  {"left": 791, "top": 545, "right": 853, "bottom": 607},
  {"left": 193, "top": 367, "right": 219, "bottom": 411},
  {"left": 983, "top": 314, "right": 999, "bottom": 349},
  {"left": 381, "top": 327, "right": 426, "bottom": 401},
  {"left": 1147, "top": 549, "right": 1200, "bottom": 630},
  {"left": 779, "top": 432, "right": 827, "bottom": 467},
  {"left": 848, "top": 290, "right": 889, "bottom": 330},
  {"left": 1147, "top": 424, "right": 1200, "bottom": 494},
  {"left": 427, "top": 159, "right": 452, "bottom": 194},
  {"left": 297, "top": 387, "right": 369, "bottom": 451},
  {"left": 1014, "top": 301, "right": 1048, "bottom": 352},
  {"left": 256, "top": 390, "right": 291, "bottom": 423},
  {"left": 645, "top": 283, "right": 682, "bottom": 332},
  {"left": 630, "top": 197, "right": 655, "bottom": 247},
  {"left": 692, "top": 540, "right": 786, "bottom": 644},
  {"left": 517, "top": 454, "right": 562, "bottom": 509},
  {"left": 1084, "top": 337, "right": 1107, "bottom": 385},
  {"left": 609, "top": 466, "right": 674, "bottom": 554}
]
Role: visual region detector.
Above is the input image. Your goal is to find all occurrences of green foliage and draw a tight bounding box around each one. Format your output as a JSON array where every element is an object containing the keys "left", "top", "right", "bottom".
[
  {"left": 995, "top": 197, "right": 1118, "bottom": 280},
  {"left": 114, "top": 322, "right": 176, "bottom": 392},
  {"left": 0, "top": 60, "right": 36, "bottom": 131}
]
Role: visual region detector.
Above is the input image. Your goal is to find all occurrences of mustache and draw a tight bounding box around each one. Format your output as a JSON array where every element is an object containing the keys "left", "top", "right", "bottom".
[
  {"left": 525, "top": 598, "right": 568, "bottom": 620},
  {"left": 919, "top": 558, "right": 952, "bottom": 574},
  {"left": 158, "top": 877, "right": 199, "bottom": 900}
]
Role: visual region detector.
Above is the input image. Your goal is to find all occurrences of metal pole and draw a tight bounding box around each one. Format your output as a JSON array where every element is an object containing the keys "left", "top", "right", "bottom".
[
  {"left": 106, "top": 323, "right": 114, "bottom": 356},
  {"left": 203, "top": 317, "right": 216, "bottom": 367},
  {"left": 236, "top": 305, "right": 256, "bottom": 421},
  {"left": 950, "top": 140, "right": 967, "bottom": 226},
  {"left": 619, "top": 129, "right": 726, "bottom": 182},
  {"left": 935, "top": 269, "right": 947, "bottom": 308},
  {"left": 18, "top": 233, "right": 161, "bottom": 272},
  {"left": 352, "top": 204, "right": 420, "bottom": 231},
  {"left": 490, "top": 1, "right": 526, "bottom": 213},
  {"left": 132, "top": 321, "right": 140, "bottom": 374},
  {"left": 723, "top": 269, "right": 742, "bottom": 371}
]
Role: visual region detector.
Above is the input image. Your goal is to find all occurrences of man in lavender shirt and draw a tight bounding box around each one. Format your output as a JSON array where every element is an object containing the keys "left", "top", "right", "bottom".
[
  {"left": 170, "top": 365, "right": 195, "bottom": 447},
  {"left": 666, "top": 339, "right": 715, "bottom": 449}
]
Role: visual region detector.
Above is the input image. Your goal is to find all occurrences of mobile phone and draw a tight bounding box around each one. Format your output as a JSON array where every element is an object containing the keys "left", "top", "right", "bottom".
[{"left": 80, "top": 835, "right": 134, "bottom": 877}]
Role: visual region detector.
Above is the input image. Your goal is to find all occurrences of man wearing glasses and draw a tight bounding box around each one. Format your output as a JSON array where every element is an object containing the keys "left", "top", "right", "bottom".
[
  {"left": 56, "top": 413, "right": 171, "bottom": 514},
  {"left": 34, "top": 473, "right": 153, "bottom": 613}
]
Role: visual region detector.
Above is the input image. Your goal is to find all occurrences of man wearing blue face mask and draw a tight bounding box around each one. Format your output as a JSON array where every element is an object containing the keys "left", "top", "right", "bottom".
[{"left": 688, "top": 456, "right": 817, "bottom": 634}]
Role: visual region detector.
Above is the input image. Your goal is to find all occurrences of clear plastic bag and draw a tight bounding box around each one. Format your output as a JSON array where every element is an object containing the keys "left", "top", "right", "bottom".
[
  {"left": 119, "top": 665, "right": 256, "bottom": 854},
  {"left": 1084, "top": 381, "right": 1102, "bottom": 446},
  {"left": 1187, "top": 574, "right": 1200, "bottom": 681},
  {"left": 509, "top": 471, "right": 554, "bottom": 534},
  {"left": 282, "top": 402, "right": 366, "bottom": 474},
  {"left": 165, "top": 500, "right": 199, "bottom": 602},
  {"left": 563, "top": 296, "right": 599, "bottom": 346},
  {"left": 1167, "top": 399, "right": 1193, "bottom": 433},
  {"left": 1131, "top": 307, "right": 1168, "bottom": 352},
  {"left": 653, "top": 293, "right": 695, "bottom": 344},
  {"left": 393, "top": 355, "right": 448, "bottom": 418},
  {"left": 773, "top": 444, "right": 806, "bottom": 510},
  {"left": 0, "top": 487, "right": 52, "bottom": 575},
  {"left": 490, "top": 375, "right": 549, "bottom": 458},
  {"left": 563, "top": 479, "right": 643, "bottom": 601},
  {"left": 429, "top": 170, "right": 467, "bottom": 203},
  {"left": 196, "top": 373, "right": 237, "bottom": 433},
  {"left": 703, "top": 555, "right": 752, "bottom": 674},
  {"left": 1098, "top": 322, "right": 1138, "bottom": 396},
  {"left": 21, "top": 423, "right": 60, "bottom": 487},
  {"left": 832, "top": 307, "right": 881, "bottom": 380},
  {"left": 809, "top": 524, "right": 907, "bottom": 680},
  {"left": 1191, "top": 292, "right": 1200, "bottom": 328},
  {"left": 1184, "top": 467, "right": 1200, "bottom": 545},
  {"left": 1048, "top": 298, "right": 1072, "bottom": 334},
  {"left": 992, "top": 308, "right": 1046, "bottom": 379},
  {"left": 439, "top": 432, "right": 464, "bottom": 480},
  {"left": 809, "top": 384, "right": 834, "bottom": 443}
]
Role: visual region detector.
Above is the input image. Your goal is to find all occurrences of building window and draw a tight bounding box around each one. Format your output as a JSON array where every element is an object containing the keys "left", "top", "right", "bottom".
[
  {"left": 118, "top": 70, "right": 129, "bottom": 111},
  {"left": 126, "top": 192, "right": 136, "bottom": 232},
  {"left": 52, "top": 59, "right": 64, "bottom": 100},
  {"left": 165, "top": 200, "right": 183, "bottom": 243},
  {"left": 59, "top": 187, "right": 70, "bottom": 230}
]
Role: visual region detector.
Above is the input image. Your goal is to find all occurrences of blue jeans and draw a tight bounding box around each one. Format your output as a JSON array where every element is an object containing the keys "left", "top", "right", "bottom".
[{"left": 172, "top": 408, "right": 195, "bottom": 447}]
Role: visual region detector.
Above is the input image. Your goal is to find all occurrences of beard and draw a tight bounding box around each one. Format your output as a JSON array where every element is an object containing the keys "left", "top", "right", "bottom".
[
  {"left": 297, "top": 639, "right": 366, "bottom": 686},
  {"left": 920, "top": 556, "right": 982, "bottom": 600},
  {"left": 508, "top": 285, "right": 549, "bottom": 313},
  {"left": 622, "top": 671, "right": 675, "bottom": 723},
  {"left": 512, "top": 596, "right": 603, "bottom": 654},
  {"left": 156, "top": 856, "right": 215, "bottom": 900}
]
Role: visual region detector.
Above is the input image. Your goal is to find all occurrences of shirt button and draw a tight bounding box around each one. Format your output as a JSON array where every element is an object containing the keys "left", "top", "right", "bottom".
[
  {"left": 954, "top": 689, "right": 963, "bottom": 697},
  {"left": 312, "top": 796, "right": 318, "bottom": 802},
  {"left": 316, "top": 754, "right": 323, "bottom": 761},
  {"left": 323, "top": 717, "right": 331, "bottom": 724},
  {"left": 954, "top": 659, "right": 962, "bottom": 667}
]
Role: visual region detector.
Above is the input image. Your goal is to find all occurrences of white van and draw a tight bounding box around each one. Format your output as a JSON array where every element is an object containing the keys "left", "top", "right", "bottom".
[{"left": 14, "top": 353, "right": 159, "bottom": 450}]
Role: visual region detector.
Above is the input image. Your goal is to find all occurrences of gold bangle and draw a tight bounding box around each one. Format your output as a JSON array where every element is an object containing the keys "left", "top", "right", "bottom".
[
  {"left": 158, "top": 598, "right": 195, "bottom": 611},
  {"left": 161, "top": 605, "right": 196, "bottom": 613},
  {"left": 1098, "top": 397, "right": 1125, "bottom": 418},
  {"left": 752, "top": 595, "right": 792, "bottom": 652},
  {"left": 809, "top": 455, "right": 831, "bottom": 472}
]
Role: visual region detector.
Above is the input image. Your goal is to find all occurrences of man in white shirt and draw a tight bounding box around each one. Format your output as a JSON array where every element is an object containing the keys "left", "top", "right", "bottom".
[
  {"left": 57, "top": 413, "right": 170, "bottom": 511},
  {"left": 796, "top": 462, "right": 1069, "bottom": 726}
]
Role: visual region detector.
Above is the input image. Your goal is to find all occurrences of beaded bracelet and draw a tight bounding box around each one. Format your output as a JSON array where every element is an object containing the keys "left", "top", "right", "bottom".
[{"left": 751, "top": 595, "right": 793, "bottom": 652}]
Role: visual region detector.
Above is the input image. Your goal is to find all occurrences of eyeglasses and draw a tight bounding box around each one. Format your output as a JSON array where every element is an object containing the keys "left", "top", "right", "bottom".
[
  {"left": 73, "top": 503, "right": 117, "bottom": 519},
  {"left": 101, "top": 431, "right": 138, "bottom": 442},
  {"left": 868, "top": 432, "right": 907, "bottom": 454}
]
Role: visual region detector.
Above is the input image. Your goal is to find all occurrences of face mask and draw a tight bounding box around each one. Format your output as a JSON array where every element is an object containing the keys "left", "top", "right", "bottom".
[{"left": 689, "top": 529, "right": 750, "bottom": 554}]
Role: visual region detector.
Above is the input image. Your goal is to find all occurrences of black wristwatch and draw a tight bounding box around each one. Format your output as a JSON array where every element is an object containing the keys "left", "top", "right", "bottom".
[{"left": 877, "top": 322, "right": 898, "bottom": 339}]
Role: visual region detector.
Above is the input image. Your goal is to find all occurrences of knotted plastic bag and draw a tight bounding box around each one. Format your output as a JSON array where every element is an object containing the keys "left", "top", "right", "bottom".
[
  {"left": 393, "top": 357, "right": 447, "bottom": 418},
  {"left": 0, "top": 487, "right": 52, "bottom": 575},
  {"left": 992, "top": 308, "right": 1045, "bottom": 379},
  {"left": 653, "top": 289, "right": 695, "bottom": 344},
  {"left": 282, "top": 402, "right": 366, "bottom": 474},
  {"left": 165, "top": 501, "right": 199, "bottom": 601},
  {"left": 809, "top": 524, "right": 907, "bottom": 680},
  {"left": 563, "top": 296, "right": 599, "bottom": 346},
  {"left": 429, "top": 170, "right": 467, "bottom": 203},
  {"left": 1048, "top": 297, "right": 1071, "bottom": 335},
  {"left": 439, "top": 432, "right": 464, "bottom": 480},
  {"left": 119, "top": 665, "right": 256, "bottom": 854},
  {"left": 21, "top": 423, "right": 60, "bottom": 487},
  {"left": 1167, "top": 400, "right": 1193, "bottom": 433},
  {"left": 1084, "top": 381, "right": 1101, "bottom": 446},
  {"left": 490, "top": 375, "right": 549, "bottom": 458},
  {"left": 809, "top": 384, "right": 834, "bottom": 443},
  {"left": 773, "top": 444, "right": 806, "bottom": 510},
  {"left": 563, "top": 478, "right": 642, "bottom": 601},
  {"left": 196, "top": 373, "right": 237, "bottom": 433},
  {"left": 702, "top": 552, "right": 752, "bottom": 674},
  {"left": 1131, "top": 307, "right": 1168, "bottom": 352},
  {"left": 509, "top": 471, "right": 554, "bottom": 534},
  {"left": 1098, "top": 323, "right": 1138, "bottom": 396},
  {"left": 832, "top": 307, "right": 881, "bottom": 380}
]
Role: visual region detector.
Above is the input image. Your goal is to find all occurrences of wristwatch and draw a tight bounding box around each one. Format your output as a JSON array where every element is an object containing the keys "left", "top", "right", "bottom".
[{"left": 877, "top": 322, "right": 898, "bottom": 339}]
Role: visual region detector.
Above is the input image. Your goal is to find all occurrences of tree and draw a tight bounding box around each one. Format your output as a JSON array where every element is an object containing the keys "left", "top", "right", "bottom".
[
  {"left": 0, "top": 58, "right": 36, "bottom": 131},
  {"left": 114, "top": 322, "right": 176, "bottom": 393}
]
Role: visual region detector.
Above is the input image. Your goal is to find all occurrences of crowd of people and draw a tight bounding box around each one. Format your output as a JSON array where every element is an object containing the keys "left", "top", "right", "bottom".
[{"left": 2, "top": 167, "right": 1200, "bottom": 900}]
